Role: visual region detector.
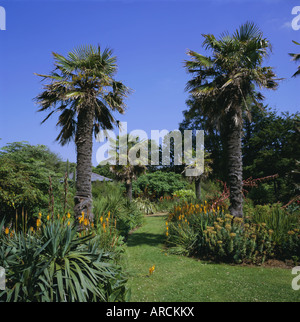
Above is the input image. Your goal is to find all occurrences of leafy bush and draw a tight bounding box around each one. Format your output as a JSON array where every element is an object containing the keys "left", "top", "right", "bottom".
[
  {"left": 0, "top": 216, "right": 129, "bottom": 302},
  {"left": 173, "top": 189, "right": 196, "bottom": 203},
  {"left": 0, "top": 142, "right": 75, "bottom": 222},
  {"left": 132, "top": 171, "right": 188, "bottom": 199},
  {"left": 166, "top": 202, "right": 300, "bottom": 264}
]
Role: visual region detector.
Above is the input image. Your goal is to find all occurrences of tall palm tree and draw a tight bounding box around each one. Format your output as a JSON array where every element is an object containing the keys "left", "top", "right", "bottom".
[
  {"left": 184, "top": 22, "right": 279, "bottom": 217},
  {"left": 35, "top": 45, "right": 130, "bottom": 219}
]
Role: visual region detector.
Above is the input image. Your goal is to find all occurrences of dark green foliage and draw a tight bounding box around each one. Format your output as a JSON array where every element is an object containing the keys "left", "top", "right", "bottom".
[
  {"left": 180, "top": 103, "right": 300, "bottom": 205},
  {"left": 243, "top": 109, "right": 300, "bottom": 204},
  {"left": 0, "top": 142, "right": 75, "bottom": 222},
  {"left": 93, "top": 164, "right": 116, "bottom": 180},
  {"left": 133, "top": 171, "right": 188, "bottom": 199}
]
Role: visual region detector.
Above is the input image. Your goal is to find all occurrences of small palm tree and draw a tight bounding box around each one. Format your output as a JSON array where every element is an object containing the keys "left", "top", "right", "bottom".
[
  {"left": 183, "top": 150, "right": 213, "bottom": 200},
  {"left": 108, "top": 135, "right": 148, "bottom": 202},
  {"left": 185, "top": 22, "right": 279, "bottom": 217},
  {"left": 35, "top": 45, "right": 130, "bottom": 219}
]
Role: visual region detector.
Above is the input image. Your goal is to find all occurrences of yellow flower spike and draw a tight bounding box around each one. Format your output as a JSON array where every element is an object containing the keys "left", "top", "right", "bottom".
[
  {"left": 36, "top": 218, "right": 42, "bottom": 228},
  {"left": 38, "top": 212, "right": 42, "bottom": 219},
  {"left": 108, "top": 211, "right": 111, "bottom": 218},
  {"left": 67, "top": 212, "right": 71, "bottom": 219},
  {"left": 67, "top": 221, "right": 71, "bottom": 226},
  {"left": 47, "top": 215, "right": 50, "bottom": 221},
  {"left": 100, "top": 216, "right": 103, "bottom": 224},
  {"left": 84, "top": 218, "right": 89, "bottom": 226},
  {"left": 5, "top": 227, "right": 9, "bottom": 235}
]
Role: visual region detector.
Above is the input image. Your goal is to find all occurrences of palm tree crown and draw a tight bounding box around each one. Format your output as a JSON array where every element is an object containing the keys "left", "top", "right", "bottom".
[
  {"left": 36, "top": 45, "right": 130, "bottom": 145},
  {"left": 185, "top": 22, "right": 278, "bottom": 130}
]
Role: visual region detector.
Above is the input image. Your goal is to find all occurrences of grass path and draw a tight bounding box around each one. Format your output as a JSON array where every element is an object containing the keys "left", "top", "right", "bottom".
[{"left": 125, "top": 215, "right": 300, "bottom": 302}]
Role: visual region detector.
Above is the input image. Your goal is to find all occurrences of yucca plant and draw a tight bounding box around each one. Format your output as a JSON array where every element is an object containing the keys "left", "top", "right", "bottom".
[
  {"left": 133, "top": 197, "right": 158, "bottom": 215},
  {"left": 0, "top": 218, "right": 129, "bottom": 302}
]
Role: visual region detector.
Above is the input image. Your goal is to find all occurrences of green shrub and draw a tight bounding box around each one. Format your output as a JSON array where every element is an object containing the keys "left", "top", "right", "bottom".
[
  {"left": 0, "top": 142, "right": 75, "bottom": 222},
  {"left": 132, "top": 171, "right": 188, "bottom": 199},
  {"left": 173, "top": 189, "right": 196, "bottom": 203}
]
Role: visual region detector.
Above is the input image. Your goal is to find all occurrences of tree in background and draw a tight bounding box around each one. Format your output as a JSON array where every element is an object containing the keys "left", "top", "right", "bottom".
[
  {"left": 184, "top": 22, "right": 279, "bottom": 217},
  {"left": 243, "top": 107, "right": 300, "bottom": 204},
  {"left": 35, "top": 45, "right": 130, "bottom": 219},
  {"left": 183, "top": 151, "right": 213, "bottom": 200},
  {"left": 0, "top": 142, "right": 70, "bottom": 221},
  {"left": 133, "top": 171, "right": 187, "bottom": 199},
  {"left": 108, "top": 135, "right": 148, "bottom": 202}
]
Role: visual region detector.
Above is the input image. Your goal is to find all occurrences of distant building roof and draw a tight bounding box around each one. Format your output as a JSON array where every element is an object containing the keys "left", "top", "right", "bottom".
[{"left": 69, "top": 172, "right": 113, "bottom": 182}]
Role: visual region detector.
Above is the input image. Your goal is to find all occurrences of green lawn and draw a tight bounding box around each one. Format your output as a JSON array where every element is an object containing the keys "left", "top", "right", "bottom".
[{"left": 125, "top": 215, "right": 300, "bottom": 302}]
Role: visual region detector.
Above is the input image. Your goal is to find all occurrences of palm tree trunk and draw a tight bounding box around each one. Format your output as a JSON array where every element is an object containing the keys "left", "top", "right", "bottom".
[
  {"left": 74, "top": 106, "right": 94, "bottom": 220},
  {"left": 125, "top": 181, "right": 132, "bottom": 203},
  {"left": 195, "top": 178, "right": 201, "bottom": 200},
  {"left": 227, "top": 124, "right": 243, "bottom": 218}
]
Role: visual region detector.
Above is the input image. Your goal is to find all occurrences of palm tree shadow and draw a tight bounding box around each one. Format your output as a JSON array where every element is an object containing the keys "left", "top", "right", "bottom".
[{"left": 127, "top": 232, "right": 165, "bottom": 247}]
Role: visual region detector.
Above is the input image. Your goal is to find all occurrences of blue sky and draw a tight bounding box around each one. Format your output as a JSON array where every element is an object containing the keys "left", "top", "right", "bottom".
[{"left": 0, "top": 0, "right": 299, "bottom": 165}]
